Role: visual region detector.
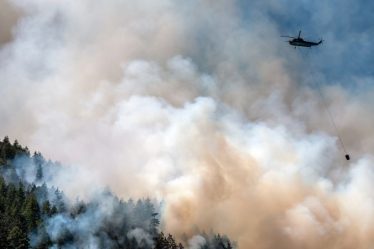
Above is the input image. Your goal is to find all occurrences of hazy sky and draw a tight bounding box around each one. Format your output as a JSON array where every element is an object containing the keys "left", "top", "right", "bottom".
[{"left": 238, "top": 0, "right": 374, "bottom": 81}]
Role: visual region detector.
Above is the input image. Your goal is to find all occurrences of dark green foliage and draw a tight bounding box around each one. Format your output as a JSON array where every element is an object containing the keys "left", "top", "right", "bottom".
[
  {"left": 200, "top": 234, "right": 235, "bottom": 249},
  {"left": 154, "top": 233, "right": 184, "bottom": 249},
  {"left": 7, "top": 225, "right": 29, "bottom": 249},
  {"left": 23, "top": 193, "right": 41, "bottom": 230},
  {"left": 0, "top": 176, "right": 35, "bottom": 248},
  {"left": 0, "top": 137, "right": 30, "bottom": 165},
  {"left": 34, "top": 226, "right": 52, "bottom": 249},
  {"left": 0, "top": 175, "right": 61, "bottom": 248},
  {"left": 42, "top": 201, "right": 51, "bottom": 216},
  {"left": 50, "top": 205, "right": 58, "bottom": 216}
]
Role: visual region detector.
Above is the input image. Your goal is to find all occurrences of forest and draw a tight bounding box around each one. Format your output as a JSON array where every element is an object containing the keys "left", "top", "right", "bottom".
[{"left": 0, "top": 136, "right": 234, "bottom": 249}]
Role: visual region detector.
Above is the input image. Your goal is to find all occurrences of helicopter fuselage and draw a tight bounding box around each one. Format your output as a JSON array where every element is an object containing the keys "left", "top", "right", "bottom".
[
  {"left": 282, "top": 31, "right": 323, "bottom": 48},
  {"left": 289, "top": 39, "right": 322, "bottom": 47}
]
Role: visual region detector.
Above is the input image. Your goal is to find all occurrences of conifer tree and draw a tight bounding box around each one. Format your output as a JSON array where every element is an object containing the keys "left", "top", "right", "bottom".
[
  {"left": 7, "top": 225, "right": 29, "bottom": 249},
  {"left": 23, "top": 194, "right": 41, "bottom": 231}
]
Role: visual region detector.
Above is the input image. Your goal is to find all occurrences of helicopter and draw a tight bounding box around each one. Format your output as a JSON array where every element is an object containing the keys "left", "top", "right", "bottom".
[
  {"left": 281, "top": 31, "right": 350, "bottom": 161},
  {"left": 281, "top": 31, "right": 323, "bottom": 48}
]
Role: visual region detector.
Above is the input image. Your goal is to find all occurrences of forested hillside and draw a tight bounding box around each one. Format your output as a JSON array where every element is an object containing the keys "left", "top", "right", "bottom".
[{"left": 0, "top": 137, "right": 234, "bottom": 249}]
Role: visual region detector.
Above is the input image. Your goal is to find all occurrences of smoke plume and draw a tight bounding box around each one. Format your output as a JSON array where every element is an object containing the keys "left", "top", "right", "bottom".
[{"left": 1, "top": 0, "right": 374, "bottom": 248}]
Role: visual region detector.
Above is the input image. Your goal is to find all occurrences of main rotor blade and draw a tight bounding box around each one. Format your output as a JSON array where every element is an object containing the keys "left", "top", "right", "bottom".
[{"left": 280, "top": 35, "right": 296, "bottom": 38}]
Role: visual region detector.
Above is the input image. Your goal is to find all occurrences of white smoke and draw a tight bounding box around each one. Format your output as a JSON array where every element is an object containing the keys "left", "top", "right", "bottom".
[
  {"left": 188, "top": 235, "right": 206, "bottom": 249},
  {"left": 127, "top": 228, "right": 154, "bottom": 248}
]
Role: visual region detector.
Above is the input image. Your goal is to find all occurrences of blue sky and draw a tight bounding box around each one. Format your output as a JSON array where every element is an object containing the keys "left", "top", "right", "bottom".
[{"left": 237, "top": 0, "right": 374, "bottom": 85}]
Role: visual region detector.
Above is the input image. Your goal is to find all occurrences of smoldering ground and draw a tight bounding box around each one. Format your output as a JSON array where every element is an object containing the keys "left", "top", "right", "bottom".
[{"left": 1, "top": 0, "right": 374, "bottom": 248}]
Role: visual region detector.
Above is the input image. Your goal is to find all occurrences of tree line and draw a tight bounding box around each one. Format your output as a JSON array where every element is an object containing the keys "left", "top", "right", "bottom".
[{"left": 0, "top": 136, "right": 234, "bottom": 249}]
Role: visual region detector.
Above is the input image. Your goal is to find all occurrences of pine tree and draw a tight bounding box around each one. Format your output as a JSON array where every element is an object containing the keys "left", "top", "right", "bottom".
[
  {"left": 50, "top": 205, "right": 58, "bottom": 216},
  {"left": 2, "top": 136, "right": 10, "bottom": 144},
  {"left": 7, "top": 225, "right": 29, "bottom": 249},
  {"left": 36, "top": 164, "right": 43, "bottom": 181},
  {"left": 54, "top": 188, "right": 66, "bottom": 212},
  {"left": 0, "top": 213, "right": 9, "bottom": 248},
  {"left": 22, "top": 194, "right": 41, "bottom": 231},
  {"left": 34, "top": 226, "right": 52, "bottom": 249},
  {"left": 167, "top": 234, "right": 178, "bottom": 249},
  {"left": 0, "top": 176, "right": 6, "bottom": 198},
  {"left": 42, "top": 201, "right": 51, "bottom": 216},
  {"left": 154, "top": 232, "right": 168, "bottom": 249},
  {"left": 151, "top": 212, "right": 160, "bottom": 235}
]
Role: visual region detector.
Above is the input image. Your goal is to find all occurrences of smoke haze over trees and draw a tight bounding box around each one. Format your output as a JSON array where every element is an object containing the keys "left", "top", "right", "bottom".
[{"left": 0, "top": 137, "right": 234, "bottom": 248}]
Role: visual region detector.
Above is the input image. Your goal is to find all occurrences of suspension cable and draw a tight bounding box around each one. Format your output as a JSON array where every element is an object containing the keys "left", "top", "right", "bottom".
[{"left": 315, "top": 81, "right": 350, "bottom": 160}]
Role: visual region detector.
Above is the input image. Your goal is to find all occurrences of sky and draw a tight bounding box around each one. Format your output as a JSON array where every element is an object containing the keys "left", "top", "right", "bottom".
[
  {"left": 241, "top": 0, "right": 374, "bottom": 81},
  {"left": 1, "top": 0, "right": 374, "bottom": 248}
]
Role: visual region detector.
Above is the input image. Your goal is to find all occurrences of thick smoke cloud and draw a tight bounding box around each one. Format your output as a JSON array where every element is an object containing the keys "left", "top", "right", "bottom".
[
  {"left": 0, "top": 0, "right": 21, "bottom": 45},
  {"left": 1, "top": 0, "right": 374, "bottom": 248}
]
